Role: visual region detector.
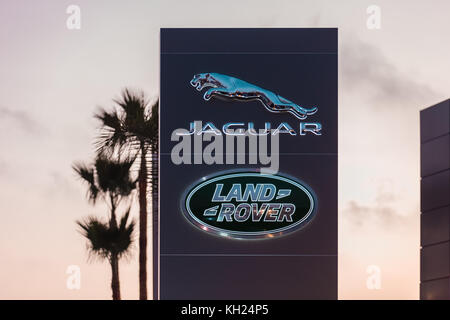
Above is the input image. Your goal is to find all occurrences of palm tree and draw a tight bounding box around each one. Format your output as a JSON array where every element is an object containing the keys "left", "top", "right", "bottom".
[
  {"left": 148, "top": 101, "right": 158, "bottom": 300},
  {"left": 95, "top": 89, "right": 158, "bottom": 300},
  {"left": 74, "top": 156, "right": 136, "bottom": 300},
  {"left": 77, "top": 212, "right": 135, "bottom": 300}
]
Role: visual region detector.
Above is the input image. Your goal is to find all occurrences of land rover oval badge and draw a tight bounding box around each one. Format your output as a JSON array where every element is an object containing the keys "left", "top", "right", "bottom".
[{"left": 183, "top": 172, "right": 316, "bottom": 239}]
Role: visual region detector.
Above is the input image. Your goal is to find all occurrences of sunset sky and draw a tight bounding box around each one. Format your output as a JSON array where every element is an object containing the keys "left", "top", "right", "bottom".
[{"left": 0, "top": 0, "right": 449, "bottom": 299}]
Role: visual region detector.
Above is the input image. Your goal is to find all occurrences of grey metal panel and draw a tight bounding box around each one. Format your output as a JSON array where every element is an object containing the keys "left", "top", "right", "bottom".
[
  {"left": 160, "top": 255, "right": 337, "bottom": 299},
  {"left": 421, "top": 134, "right": 450, "bottom": 177},
  {"left": 159, "top": 53, "right": 337, "bottom": 156},
  {"left": 421, "top": 170, "right": 450, "bottom": 212},
  {"left": 421, "top": 206, "right": 450, "bottom": 247},
  {"left": 160, "top": 154, "right": 337, "bottom": 255},
  {"left": 421, "top": 278, "right": 450, "bottom": 300},
  {"left": 421, "top": 242, "right": 450, "bottom": 281},
  {"left": 161, "top": 28, "right": 337, "bottom": 54},
  {"left": 420, "top": 99, "right": 450, "bottom": 143}
]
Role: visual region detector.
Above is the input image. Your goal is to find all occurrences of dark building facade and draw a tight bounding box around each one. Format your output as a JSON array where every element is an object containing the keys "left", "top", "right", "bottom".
[{"left": 420, "top": 99, "right": 450, "bottom": 299}]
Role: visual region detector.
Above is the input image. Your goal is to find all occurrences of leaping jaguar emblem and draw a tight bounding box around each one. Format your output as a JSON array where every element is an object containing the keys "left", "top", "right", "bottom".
[{"left": 190, "top": 73, "right": 317, "bottom": 120}]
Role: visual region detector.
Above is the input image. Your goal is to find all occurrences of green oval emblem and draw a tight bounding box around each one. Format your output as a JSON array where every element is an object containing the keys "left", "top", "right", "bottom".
[{"left": 183, "top": 172, "right": 316, "bottom": 239}]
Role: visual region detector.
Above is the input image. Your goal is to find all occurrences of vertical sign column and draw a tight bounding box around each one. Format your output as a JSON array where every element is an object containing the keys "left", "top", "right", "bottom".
[
  {"left": 160, "top": 28, "right": 338, "bottom": 299},
  {"left": 420, "top": 99, "right": 450, "bottom": 299}
]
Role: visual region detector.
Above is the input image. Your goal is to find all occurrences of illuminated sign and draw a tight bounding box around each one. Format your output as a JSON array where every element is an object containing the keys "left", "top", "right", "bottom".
[
  {"left": 183, "top": 172, "right": 316, "bottom": 239},
  {"left": 160, "top": 28, "right": 337, "bottom": 299},
  {"left": 176, "top": 121, "right": 322, "bottom": 136},
  {"left": 190, "top": 73, "right": 318, "bottom": 120}
]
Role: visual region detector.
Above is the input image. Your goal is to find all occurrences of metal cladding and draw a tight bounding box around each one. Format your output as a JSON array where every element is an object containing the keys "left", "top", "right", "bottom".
[{"left": 159, "top": 28, "right": 338, "bottom": 299}]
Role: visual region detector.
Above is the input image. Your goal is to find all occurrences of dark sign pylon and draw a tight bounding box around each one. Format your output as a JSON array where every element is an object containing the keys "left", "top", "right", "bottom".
[{"left": 159, "top": 28, "right": 338, "bottom": 299}]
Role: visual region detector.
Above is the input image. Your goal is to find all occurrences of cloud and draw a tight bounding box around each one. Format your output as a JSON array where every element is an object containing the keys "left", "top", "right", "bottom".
[
  {"left": 343, "top": 190, "right": 415, "bottom": 229},
  {"left": 345, "top": 201, "right": 402, "bottom": 228},
  {"left": 0, "top": 106, "right": 43, "bottom": 134},
  {"left": 341, "top": 38, "right": 440, "bottom": 107}
]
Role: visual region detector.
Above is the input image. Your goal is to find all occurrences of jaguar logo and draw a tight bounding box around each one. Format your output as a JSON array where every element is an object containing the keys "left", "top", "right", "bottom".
[{"left": 190, "top": 73, "right": 318, "bottom": 120}]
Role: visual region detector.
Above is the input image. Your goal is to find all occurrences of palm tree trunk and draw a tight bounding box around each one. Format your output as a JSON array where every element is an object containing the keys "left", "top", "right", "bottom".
[
  {"left": 110, "top": 195, "right": 118, "bottom": 229},
  {"left": 151, "top": 144, "right": 159, "bottom": 300},
  {"left": 139, "top": 143, "right": 148, "bottom": 300},
  {"left": 111, "top": 254, "right": 121, "bottom": 300}
]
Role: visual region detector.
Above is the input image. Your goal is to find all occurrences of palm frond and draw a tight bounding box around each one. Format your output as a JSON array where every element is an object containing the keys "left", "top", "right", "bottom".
[
  {"left": 73, "top": 162, "right": 99, "bottom": 203},
  {"left": 95, "top": 89, "right": 158, "bottom": 160},
  {"left": 140, "top": 100, "right": 159, "bottom": 144},
  {"left": 94, "top": 108, "right": 128, "bottom": 154},
  {"left": 116, "top": 208, "right": 135, "bottom": 257},
  {"left": 77, "top": 213, "right": 135, "bottom": 260},
  {"left": 114, "top": 89, "right": 153, "bottom": 141},
  {"left": 77, "top": 216, "right": 112, "bottom": 259},
  {"left": 94, "top": 156, "right": 136, "bottom": 197}
]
